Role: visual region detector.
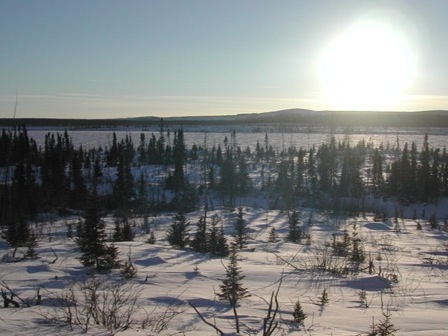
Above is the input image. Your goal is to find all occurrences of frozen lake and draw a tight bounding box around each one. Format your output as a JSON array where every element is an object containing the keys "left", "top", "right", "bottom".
[{"left": 23, "top": 126, "right": 448, "bottom": 151}]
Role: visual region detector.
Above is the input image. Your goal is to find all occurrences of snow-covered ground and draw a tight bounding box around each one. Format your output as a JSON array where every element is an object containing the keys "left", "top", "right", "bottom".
[
  {"left": 2, "top": 201, "right": 448, "bottom": 335},
  {"left": 2, "top": 127, "right": 448, "bottom": 335}
]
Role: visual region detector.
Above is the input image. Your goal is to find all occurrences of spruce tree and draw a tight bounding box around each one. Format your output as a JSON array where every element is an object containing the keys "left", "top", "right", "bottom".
[
  {"left": 121, "top": 219, "right": 135, "bottom": 241},
  {"left": 25, "top": 230, "right": 39, "bottom": 259},
  {"left": 208, "top": 215, "right": 229, "bottom": 256},
  {"left": 275, "top": 161, "right": 295, "bottom": 209},
  {"left": 6, "top": 217, "right": 30, "bottom": 257},
  {"left": 292, "top": 298, "right": 307, "bottom": 326},
  {"left": 191, "top": 216, "right": 208, "bottom": 253},
  {"left": 237, "top": 155, "right": 251, "bottom": 194},
  {"left": 219, "top": 149, "right": 236, "bottom": 206},
  {"left": 76, "top": 202, "right": 120, "bottom": 271},
  {"left": 418, "top": 133, "right": 431, "bottom": 201},
  {"left": 371, "top": 149, "right": 384, "bottom": 198},
  {"left": 268, "top": 227, "right": 279, "bottom": 243},
  {"left": 217, "top": 243, "right": 250, "bottom": 307},
  {"left": 91, "top": 156, "right": 103, "bottom": 194},
  {"left": 121, "top": 249, "right": 138, "bottom": 280},
  {"left": 287, "top": 210, "right": 302, "bottom": 243},
  {"left": 166, "top": 211, "right": 189, "bottom": 248},
  {"left": 307, "top": 147, "right": 318, "bottom": 196},
  {"left": 215, "top": 224, "right": 229, "bottom": 256},
  {"left": 171, "top": 129, "right": 186, "bottom": 192},
  {"left": 70, "top": 150, "right": 87, "bottom": 209},
  {"left": 114, "top": 216, "right": 135, "bottom": 242},
  {"left": 113, "top": 152, "right": 134, "bottom": 211},
  {"left": 113, "top": 220, "right": 122, "bottom": 242},
  {"left": 233, "top": 207, "right": 249, "bottom": 249}
]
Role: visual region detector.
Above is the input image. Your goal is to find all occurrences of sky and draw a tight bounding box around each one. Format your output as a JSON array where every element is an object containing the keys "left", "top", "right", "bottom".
[{"left": 1, "top": 0, "right": 448, "bottom": 119}]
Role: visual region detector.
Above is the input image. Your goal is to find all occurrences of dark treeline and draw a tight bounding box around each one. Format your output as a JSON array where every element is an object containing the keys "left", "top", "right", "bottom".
[{"left": 1, "top": 123, "right": 448, "bottom": 256}]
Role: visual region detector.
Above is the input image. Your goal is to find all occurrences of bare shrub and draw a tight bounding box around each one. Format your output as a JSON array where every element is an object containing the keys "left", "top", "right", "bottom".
[{"left": 41, "top": 277, "right": 181, "bottom": 335}]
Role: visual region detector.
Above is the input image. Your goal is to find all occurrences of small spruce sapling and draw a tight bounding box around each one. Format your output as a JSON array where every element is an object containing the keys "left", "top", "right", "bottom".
[
  {"left": 292, "top": 298, "right": 307, "bottom": 326},
  {"left": 25, "top": 230, "right": 38, "bottom": 259},
  {"left": 217, "top": 243, "right": 250, "bottom": 307},
  {"left": 268, "top": 227, "right": 278, "bottom": 243},
  {"left": 121, "top": 248, "right": 137, "bottom": 280},
  {"left": 146, "top": 230, "right": 156, "bottom": 244},
  {"left": 319, "top": 288, "right": 329, "bottom": 307}
]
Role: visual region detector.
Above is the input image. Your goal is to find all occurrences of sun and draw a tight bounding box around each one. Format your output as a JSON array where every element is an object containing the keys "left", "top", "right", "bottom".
[{"left": 318, "top": 21, "right": 416, "bottom": 111}]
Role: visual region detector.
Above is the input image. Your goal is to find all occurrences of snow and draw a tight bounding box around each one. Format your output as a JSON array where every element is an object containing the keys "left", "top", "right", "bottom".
[
  {"left": 2, "top": 127, "right": 448, "bottom": 335},
  {"left": 2, "top": 205, "right": 448, "bottom": 335}
]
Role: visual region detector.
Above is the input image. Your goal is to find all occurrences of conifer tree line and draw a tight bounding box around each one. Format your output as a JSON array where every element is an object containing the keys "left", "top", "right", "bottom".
[{"left": 2, "top": 123, "right": 448, "bottom": 254}]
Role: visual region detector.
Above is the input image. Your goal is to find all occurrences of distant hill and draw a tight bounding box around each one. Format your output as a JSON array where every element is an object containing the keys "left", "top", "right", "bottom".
[{"left": 1, "top": 109, "right": 448, "bottom": 128}]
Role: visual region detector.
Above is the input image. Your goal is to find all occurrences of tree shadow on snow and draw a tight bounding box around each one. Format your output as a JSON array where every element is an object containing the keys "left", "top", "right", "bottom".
[
  {"left": 343, "top": 275, "right": 391, "bottom": 291},
  {"left": 188, "top": 297, "right": 235, "bottom": 313},
  {"left": 134, "top": 256, "right": 166, "bottom": 267}
]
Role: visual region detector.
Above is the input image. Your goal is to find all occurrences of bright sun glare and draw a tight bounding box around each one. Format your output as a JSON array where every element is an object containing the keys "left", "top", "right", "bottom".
[{"left": 319, "top": 20, "right": 416, "bottom": 111}]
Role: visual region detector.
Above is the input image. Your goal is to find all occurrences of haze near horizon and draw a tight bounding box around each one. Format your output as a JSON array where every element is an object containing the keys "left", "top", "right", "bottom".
[{"left": 1, "top": 0, "right": 448, "bottom": 119}]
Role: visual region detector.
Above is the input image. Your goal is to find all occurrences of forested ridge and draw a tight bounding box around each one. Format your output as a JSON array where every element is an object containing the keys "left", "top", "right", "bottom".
[{"left": 2, "top": 109, "right": 448, "bottom": 128}]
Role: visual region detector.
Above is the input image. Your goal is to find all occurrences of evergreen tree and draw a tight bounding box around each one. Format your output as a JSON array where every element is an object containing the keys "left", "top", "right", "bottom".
[
  {"left": 6, "top": 217, "right": 30, "bottom": 257},
  {"left": 292, "top": 299, "right": 307, "bottom": 326},
  {"left": 219, "top": 148, "right": 237, "bottom": 206},
  {"left": 171, "top": 129, "right": 186, "bottom": 192},
  {"left": 429, "top": 148, "right": 441, "bottom": 201},
  {"left": 338, "top": 150, "right": 364, "bottom": 197},
  {"left": 166, "top": 211, "right": 189, "bottom": 248},
  {"left": 113, "top": 220, "right": 122, "bottom": 242},
  {"left": 307, "top": 147, "right": 318, "bottom": 196},
  {"left": 295, "top": 149, "right": 306, "bottom": 194},
  {"left": 11, "top": 158, "right": 37, "bottom": 218},
  {"left": 409, "top": 142, "right": 419, "bottom": 198},
  {"left": 287, "top": 210, "right": 302, "bottom": 243},
  {"left": 137, "top": 133, "right": 147, "bottom": 165},
  {"left": 268, "top": 227, "right": 279, "bottom": 243},
  {"left": 41, "top": 133, "right": 70, "bottom": 208},
  {"left": 25, "top": 230, "right": 39, "bottom": 259},
  {"left": 350, "top": 223, "right": 365, "bottom": 266},
  {"left": 121, "top": 218, "right": 135, "bottom": 241},
  {"left": 216, "top": 224, "right": 229, "bottom": 256},
  {"left": 113, "top": 152, "right": 134, "bottom": 211},
  {"left": 76, "top": 201, "right": 120, "bottom": 270},
  {"left": 371, "top": 149, "right": 384, "bottom": 198},
  {"left": 317, "top": 139, "right": 337, "bottom": 194},
  {"left": 107, "top": 132, "right": 119, "bottom": 166},
  {"left": 191, "top": 216, "right": 208, "bottom": 253},
  {"left": 70, "top": 150, "right": 87, "bottom": 209},
  {"left": 91, "top": 156, "right": 103, "bottom": 194},
  {"left": 137, "top": 173, "right": 148, "bottom": 209},
  {"left": 236, "top": 155, "right": 251, "bottom": 194},
  {"left": 121, "top": 249, "right": 138, "bottom": 280},
  {"left": 208, "top": 215, "right": 229, "bottom": 256},
  {"left": 215, "top": 144, "right": 223, "bottom": 165},
  {"left": 418, "top": 133, "right": 431, "bottom": 201},
  {"left": 112, "top": 217, "right": 135, "bottom": 242},
  {"left": 217, "top": 243, "right": 250, "bottom": 306},
  {"left": 275, "top": 160, "right": 296, "bottom": 209},
  {"left": 399, "top": 143, "right": 413, "bottom": 200},
  {"left": 233, "top": 207, "right": 249, "bottom": 249}
]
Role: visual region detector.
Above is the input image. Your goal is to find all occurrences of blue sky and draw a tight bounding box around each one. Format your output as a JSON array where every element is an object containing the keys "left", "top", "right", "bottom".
[{"left": 1, "top": 0, "right": 448, "bottom": 119}]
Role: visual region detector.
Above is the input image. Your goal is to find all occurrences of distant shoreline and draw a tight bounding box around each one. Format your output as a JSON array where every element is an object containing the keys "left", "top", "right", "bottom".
[{"left": 1, "top": 109, "right": 448, "bottom": 128}]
